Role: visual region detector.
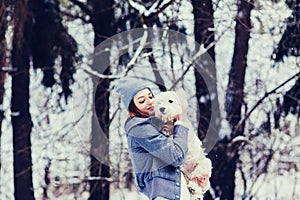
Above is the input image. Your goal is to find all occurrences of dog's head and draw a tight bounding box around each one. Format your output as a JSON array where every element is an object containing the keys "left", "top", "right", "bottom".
[{"left": 154, "top": 91, "right": 182, "bottom": 122}]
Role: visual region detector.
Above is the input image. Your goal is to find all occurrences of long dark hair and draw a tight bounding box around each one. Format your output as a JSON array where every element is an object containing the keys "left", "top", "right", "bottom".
[{"left": 128, "top": 100, "right": 149, "bottom": 118}]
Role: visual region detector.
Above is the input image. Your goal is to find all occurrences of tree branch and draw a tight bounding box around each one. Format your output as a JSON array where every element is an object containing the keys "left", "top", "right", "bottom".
[
  {"left": 234, "top": 71, "right": 300, "bottom": 134},
  {"left": 61, "top": 10, "right": 91, "bottom": 23},
  {"left": 128, "top": 0, "right": 176, "bottom": 20},
  {"left": 68, "top": 0, "right": 92, "bottom": 17}
]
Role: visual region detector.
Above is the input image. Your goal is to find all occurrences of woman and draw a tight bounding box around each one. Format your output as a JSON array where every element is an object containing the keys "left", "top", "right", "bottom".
[{"left": 116, "top": 77, "right": 190, "bottom": 200}]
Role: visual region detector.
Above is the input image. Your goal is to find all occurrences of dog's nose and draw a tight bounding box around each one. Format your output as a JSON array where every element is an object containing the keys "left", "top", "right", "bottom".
[{"left": 159, "top": 107, "right": 165, "bottom": 113}]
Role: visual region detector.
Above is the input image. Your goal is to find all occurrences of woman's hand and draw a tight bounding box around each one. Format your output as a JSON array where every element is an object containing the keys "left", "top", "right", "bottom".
[{"left": 175, "top": 114, "right": 182, "bottom": 122}]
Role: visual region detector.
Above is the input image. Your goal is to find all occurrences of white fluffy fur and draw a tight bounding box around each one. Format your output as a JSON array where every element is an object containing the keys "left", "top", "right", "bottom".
[
  {"left": 154, "top": 90, "right": 212, "bottom": 200},
  {"left": 154, "top": 91, "right": 182, "bottom": 122}
]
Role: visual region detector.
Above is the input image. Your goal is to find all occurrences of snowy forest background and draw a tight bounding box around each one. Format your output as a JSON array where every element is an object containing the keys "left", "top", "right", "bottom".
[{"left": 1, "top": 0, "right": 300, "bottom": 199}]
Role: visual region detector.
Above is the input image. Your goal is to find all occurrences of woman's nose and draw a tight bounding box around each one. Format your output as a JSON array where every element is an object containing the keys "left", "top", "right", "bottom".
[{"left": 147, "top": 98, "right": 154, "bottom": 104}]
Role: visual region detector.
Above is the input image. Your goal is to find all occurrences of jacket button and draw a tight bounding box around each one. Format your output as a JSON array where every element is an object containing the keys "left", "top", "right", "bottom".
[
  {"left": 176, "top": 182, "right": 180, "bottom": 187},
  {"left": 175, "top": 195, "right": 180, "bottom": 199},
  {"left": 176, "top": 168, "right": 180, "bottom": 173}
]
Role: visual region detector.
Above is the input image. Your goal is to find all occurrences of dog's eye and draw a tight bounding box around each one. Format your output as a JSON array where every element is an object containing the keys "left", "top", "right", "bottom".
[{"left": 168, "top": 100, "right": 173, "bottom": 103}]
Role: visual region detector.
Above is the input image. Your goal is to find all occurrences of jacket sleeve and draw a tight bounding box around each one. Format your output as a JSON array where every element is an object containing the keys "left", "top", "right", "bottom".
[{"left": 129, "top": 123, "right": 189, "bottom": 167}]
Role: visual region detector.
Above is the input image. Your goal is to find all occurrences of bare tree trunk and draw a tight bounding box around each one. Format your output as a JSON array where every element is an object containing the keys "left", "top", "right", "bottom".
[
  {"left": 192, "top": 1, "right": 222, "bottom": 199},
  {"left": 90, "top": 72, "right": 111, "bottom": 200},
  {"left": 226, "top": 1, "right": 253, "bottom": 132},
  {"left": 88, "top": 1, "right": 114, "bottom": 200},
  {"left": 192, "top": 0, "right": 220, "bottom": 142},
  {"left": 209, "top": 1, "right": 253, "bottom": 199},
  {"left": 11, "top": 1, "right": 34, "bottom": 199},
  {"left": 0, "top": 0, "right": 8, "bottom": 175}
]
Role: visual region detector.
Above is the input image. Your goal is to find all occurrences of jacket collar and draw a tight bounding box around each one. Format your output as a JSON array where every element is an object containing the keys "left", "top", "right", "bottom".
[{"left": 124, "top": 116, "right": 164, "bottom": 134}]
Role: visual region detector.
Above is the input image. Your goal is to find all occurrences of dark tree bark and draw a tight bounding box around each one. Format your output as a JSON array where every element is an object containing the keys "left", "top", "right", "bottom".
[
  {"left": 271, "top": 0, "right": 300, "bottom": 122},
  {"left": 272, "top": 0, "right": 300, "bottom": 62},
  {"left": 11, "top": 1, "right": 34, "bottom": 199},
  {"left": 209, "top": 0, "right": 253, "bottom": 199},
  {"left": 88, "top": 1, "right": 115, "bottom": 200},
  {"left": 31, "top": 0, "right": 78, "bottom": 102},
  {"left": 192, "top": 1, "right": 221, "bottom": 199},
  {"left": 42, "top": 159, "right": 51, "bottom": 200},
  {"left": 192, "top": 0, "right": 220, "bottom": 141},
  {"left": 225, "top": 0, "right": 253, "bottom": 132}
]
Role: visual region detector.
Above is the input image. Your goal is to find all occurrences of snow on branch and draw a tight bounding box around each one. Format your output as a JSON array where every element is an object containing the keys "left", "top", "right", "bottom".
[
  {"left": 231, "top": 135, "right": 252, "bottom": 145},
  {"left": 68, "top": 0, "right": 92, "bottom": 17},
  {"left": 128, "top": 0, "right": 146, "bottom": 15},
  {"left": 84, "top": 176, "right": 117, "bottom": 183},
  {"left": 80, "top": 64, "right": 124, "bottom": 79},
  {"left": 78, "top": 25, "right": 149, "bottom": 79},
  {"left": 128, "top": 0, "right": 175, "bottom": 17},
  {"left": 126, "top": 25, "right": 148, "bottom": 70}
]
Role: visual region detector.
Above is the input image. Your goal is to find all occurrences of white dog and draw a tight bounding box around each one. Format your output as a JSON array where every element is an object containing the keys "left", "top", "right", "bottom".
[{"left": 154, "top": 90, "right": 212, "bottom": 200}]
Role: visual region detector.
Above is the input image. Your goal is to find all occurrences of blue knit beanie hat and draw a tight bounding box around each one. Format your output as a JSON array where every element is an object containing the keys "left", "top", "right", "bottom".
[{"left": 115, "top": 77, "right": 158, "bottom": 110}]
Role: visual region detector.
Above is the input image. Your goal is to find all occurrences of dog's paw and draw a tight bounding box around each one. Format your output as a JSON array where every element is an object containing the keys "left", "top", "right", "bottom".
[{"left": 193, "top": 174, "right": 210, "bottom": 192}]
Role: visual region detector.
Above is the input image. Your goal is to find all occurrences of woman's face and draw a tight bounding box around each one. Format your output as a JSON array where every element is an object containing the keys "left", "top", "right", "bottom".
[{"left": 133, "top": 88, "right": 155, "bottom": 116}]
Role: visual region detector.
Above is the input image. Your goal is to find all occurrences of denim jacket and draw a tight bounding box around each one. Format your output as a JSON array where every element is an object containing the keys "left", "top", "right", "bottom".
[{"left": 125, "top": 116, "right": 189, "bottom": 200}]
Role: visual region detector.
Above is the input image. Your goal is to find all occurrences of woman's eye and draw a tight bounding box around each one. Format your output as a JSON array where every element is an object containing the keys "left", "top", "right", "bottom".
[{"left": 168, "top": 100, "right": 173, "bottom": 103}]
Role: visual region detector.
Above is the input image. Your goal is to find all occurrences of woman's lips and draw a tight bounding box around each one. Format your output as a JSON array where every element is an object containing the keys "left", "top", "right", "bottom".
[{"left": 148, "top": 106, "right": 154, "bottom": 111}]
